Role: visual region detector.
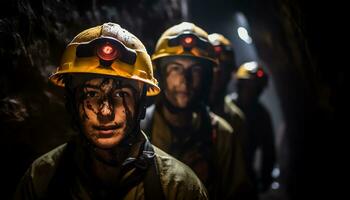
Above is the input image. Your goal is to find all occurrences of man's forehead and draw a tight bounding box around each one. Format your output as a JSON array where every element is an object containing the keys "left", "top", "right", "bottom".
[
  {"left": 165, "top": 56, "right": 202, "bottom": 66},
  {"left": 71, "top": 75, "right": 141, "bottom": 89}
]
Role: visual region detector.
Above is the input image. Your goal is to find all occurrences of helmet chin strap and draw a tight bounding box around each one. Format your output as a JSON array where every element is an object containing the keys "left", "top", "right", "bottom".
[{"left": 136, "top": 84, "right": 147, "bottom": 121}]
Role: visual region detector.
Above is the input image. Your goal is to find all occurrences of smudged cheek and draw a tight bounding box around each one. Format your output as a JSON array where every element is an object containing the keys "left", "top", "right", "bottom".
[
  {"left": 78, "top": 105, "right": 98, "bottom": 136},
  {"left": 166, "top": 80, "right": 191, "bottom": 106},
  {"left": 166, "top": 74, "right": 184, "bottom": 90},
  {"left": 192, "top": 76, "right": 202, "bottom": 90},
  {"left": 114, "top": 105, "right": 128, "bottom": 123},
  {"left": 80, "top": 102, "right": 98, "bottom": 121},
  {"left": 165, "top": 79, "right": 179, "bottom": 98},
  {"left": 120, "top": 96, "right": 136, "bottom": 117}
]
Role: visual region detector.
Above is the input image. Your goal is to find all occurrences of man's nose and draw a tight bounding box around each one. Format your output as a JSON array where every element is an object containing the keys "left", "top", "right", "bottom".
[
  {"left": 183, "top": 69, "right": 193, "bottom": 85},
  {"left": 98, "top": 99, "right": 114, "bottom": 123}
]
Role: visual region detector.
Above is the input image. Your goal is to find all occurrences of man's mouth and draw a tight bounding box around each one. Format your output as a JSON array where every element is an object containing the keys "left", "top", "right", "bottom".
[
  {"left": 176, "top": 91, "right": 191, "bottom": 96},
  {"left": 93, "top": 124, "right": 123, "bottom": 135}
]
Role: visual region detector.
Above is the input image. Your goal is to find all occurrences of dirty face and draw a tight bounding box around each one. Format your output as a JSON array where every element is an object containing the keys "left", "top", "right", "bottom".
[
  {"left": 163, "top": 57, "right": 204, "bottom": 108},
  {"left": 74, "top": 77, "right": 142, "bottom": 149}
]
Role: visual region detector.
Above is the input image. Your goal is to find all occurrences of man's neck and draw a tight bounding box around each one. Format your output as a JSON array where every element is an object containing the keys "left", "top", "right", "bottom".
[
  {"left": 81, "top": 133, "right": 144, "bottom": 185},
  {"left": 161, "top": 104, "right": 193, "bottom": 128},
  {"left": 210, "top": 91, "right": 226, "bottom": 115},
  {"left": 91, "top": 155, "right": 121, "bottom": 185}
]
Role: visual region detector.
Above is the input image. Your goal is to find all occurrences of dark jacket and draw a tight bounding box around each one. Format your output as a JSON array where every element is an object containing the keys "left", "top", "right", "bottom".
[
  {"left": 14, "top": 132, "right": 208, "bottom": 200},
  {"left": 141, "top": 105, "right": 253, "bottom": 200}
]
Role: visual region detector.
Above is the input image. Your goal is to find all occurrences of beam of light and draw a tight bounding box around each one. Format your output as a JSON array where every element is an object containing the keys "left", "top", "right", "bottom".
[{"left": 237, "top": 27, "right": 252, "bottom": 44}]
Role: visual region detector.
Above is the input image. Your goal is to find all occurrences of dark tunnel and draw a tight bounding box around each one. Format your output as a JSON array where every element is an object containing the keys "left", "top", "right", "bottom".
[{"left": 0, "top": 0, "right": 343, "bottom": 199}]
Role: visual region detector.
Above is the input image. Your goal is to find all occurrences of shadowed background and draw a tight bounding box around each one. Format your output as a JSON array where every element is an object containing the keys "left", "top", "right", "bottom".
[{"left": 0, "top": 0, "right": 342, "bottom": 199}]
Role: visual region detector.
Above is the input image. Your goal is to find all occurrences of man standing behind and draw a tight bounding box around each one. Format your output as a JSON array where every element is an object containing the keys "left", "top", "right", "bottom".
[
  {"left": 142, "top": 22, "right": 254, "bottom": 200},
  {"left": 228, "top": 61, "right": 276, "bottom": 193},
  {"left": 208, "top": 33, "right": 246, "bottom": 141}
]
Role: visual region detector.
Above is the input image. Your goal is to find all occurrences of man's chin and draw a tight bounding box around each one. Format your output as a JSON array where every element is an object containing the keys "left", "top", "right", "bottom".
[
  {"left": 176, "top": 104, "right": 190, "bottom": 109},
  {"left": 172, "top": 102, "right": 195, "bottom": 111},
  {"left": 93, "top": 136, "right": 125, "bottom": 149},
  {"left": 175, "top": 97, "right": 191, "bottom": 107}
]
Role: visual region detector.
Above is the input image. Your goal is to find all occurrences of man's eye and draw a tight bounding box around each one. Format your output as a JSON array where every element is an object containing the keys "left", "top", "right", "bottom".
[
  {"left": 86, "top": 91, "right": 99, "bottom": 98},
  {"left": 172, "top": 66, "right": 182, "bottom": 71},
  {"left": 114, "top": 91, "right": 128, "bottom": 98},
  {"left": 191, "top": 66, "right": 202, "bottom": 73},
  {"left": 168, "top": 65, "right": 183, "bottom": 73}
]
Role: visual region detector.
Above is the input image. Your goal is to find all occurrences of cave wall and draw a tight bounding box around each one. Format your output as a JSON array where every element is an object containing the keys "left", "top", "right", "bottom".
[
  {"left": 188, "top": 0, "right": 341, "bottom": 199},
  {"left": 0, "top": 0, "right": 184, "bottom": 198}
]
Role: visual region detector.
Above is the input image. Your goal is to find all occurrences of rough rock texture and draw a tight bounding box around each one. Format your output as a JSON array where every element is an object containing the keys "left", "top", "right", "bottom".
[{"left": 0, "top": 0, "right": 184, "bottom": 198}]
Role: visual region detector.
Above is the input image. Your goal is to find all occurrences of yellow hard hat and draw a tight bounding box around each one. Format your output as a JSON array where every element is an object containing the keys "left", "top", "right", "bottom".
[
  {"left": 236, "top": 61, "right": 268, "bottom": 81},
  {"left": 49, "top": 22, "right": 160, "bottom": 96},
  {"left": 208, "top": 33, "right": 235, "bottom": 64},
  {"left": 151, "top": 22, "right": 218, "bottom": 65}
]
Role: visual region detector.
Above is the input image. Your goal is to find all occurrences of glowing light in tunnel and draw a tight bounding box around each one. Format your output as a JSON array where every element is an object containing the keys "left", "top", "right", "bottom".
[
  {"left": 237, "top": 27, "right": 252, "bottom": 44},
  {"left": 272, "top": 167, "right": 280, "bottom": 178},
  {"left": 271, "top": 181, "right": 280, "bottom": 190}
]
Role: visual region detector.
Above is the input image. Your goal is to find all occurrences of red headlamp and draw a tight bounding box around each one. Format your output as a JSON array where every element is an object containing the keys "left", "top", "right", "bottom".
[
  {"left": 97, "top": 43, "right": 118, "bottom": 61},
  {"left": 257, "top": 69, "right": 264, "bottom": 78},
  {"left": 214, "top": 46, "right": 222, "bottom": 54},
  {"left": 181, "top": 36, "right": 195, "bottom": 48}
]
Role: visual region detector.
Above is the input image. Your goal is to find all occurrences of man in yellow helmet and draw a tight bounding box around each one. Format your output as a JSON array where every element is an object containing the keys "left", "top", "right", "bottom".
[
  {"left": 14, "top": 23, "right": 208, "bottom": 200},
  {"left": 141, "top": 22, "right": 254, "bottom": 200},
  {"left": 228, "top": 61, "right": 276, "bottom": 193},
  {"left": 208, "top": 33, "right": 246, "bottom": 143}
]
